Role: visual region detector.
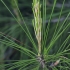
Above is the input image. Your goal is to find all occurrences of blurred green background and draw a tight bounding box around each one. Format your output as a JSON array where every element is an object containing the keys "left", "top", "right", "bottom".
[{"left": 0, "top": 0, "right": 70, "bottom": 69}]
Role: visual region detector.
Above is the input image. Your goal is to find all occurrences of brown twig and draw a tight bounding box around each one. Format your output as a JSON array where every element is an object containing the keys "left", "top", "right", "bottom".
[{"left": 0, "top": 32, "right": 23, "bottom": 45}]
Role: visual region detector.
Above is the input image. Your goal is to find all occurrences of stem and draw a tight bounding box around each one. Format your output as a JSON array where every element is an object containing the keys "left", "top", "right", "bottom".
[{"left": 32, "top": 0, "right": 42, "bottom": 56}]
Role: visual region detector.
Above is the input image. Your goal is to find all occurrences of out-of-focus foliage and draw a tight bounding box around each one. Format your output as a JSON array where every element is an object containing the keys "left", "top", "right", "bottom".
[
  {"left": 0, "top": 0, "right": 70, "bottom": 70},
  {"left": 0, "top": 0, "right": 70, "bottom": 61}
]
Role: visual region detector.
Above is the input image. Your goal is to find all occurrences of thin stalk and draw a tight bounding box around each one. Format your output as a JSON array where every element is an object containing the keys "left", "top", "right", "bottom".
[{"left": 11, "top": 0, "right": 21, "bottom": 22}]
